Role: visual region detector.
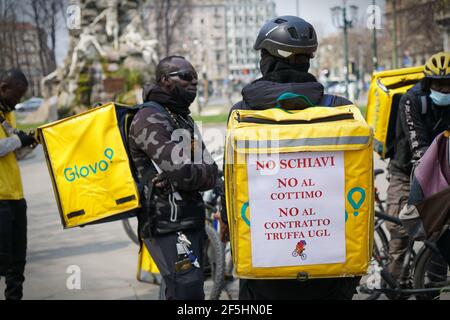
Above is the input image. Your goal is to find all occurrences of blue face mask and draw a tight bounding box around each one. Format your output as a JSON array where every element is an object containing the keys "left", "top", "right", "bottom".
[{"left": 430, "top": 89, "right": 450, "bottom": 106}]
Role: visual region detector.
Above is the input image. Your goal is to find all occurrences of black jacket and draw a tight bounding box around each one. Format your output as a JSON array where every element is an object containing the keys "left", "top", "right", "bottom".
[
  {"left": 129, "top": 99, "right": 218, "bottom": 237},
  {"left": 230, "top": 73, "right": 351, "bottom": 114},
  {"left": 390, "top": 80, "right": 450, "bottom": 176},
  {"left": 224, "top": 70, "right": 360, "bottom": 300}
]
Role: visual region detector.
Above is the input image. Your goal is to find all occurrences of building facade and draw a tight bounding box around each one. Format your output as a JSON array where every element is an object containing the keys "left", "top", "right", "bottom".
[
  {"left": 384, "top": 0, "right": 445, "bottom": 68},
  {"left": 226, "top": 0, "right": 276, "bottom": 83},
  {"left": 172, "top": 0, "right": 276, "bottom": 97},
  {"left": 0, "top": 22, "right": 53, "bottom": 97}
]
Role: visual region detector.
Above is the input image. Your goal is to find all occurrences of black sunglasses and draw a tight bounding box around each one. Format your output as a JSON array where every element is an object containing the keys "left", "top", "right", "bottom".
[{"left": 167, "top": 70, "right": 198, "bottom": 82}]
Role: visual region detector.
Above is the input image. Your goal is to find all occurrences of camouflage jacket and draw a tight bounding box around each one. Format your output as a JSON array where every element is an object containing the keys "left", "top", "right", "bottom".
[{"left": 128, "top": 102, "right": 218, "bottom": 233}]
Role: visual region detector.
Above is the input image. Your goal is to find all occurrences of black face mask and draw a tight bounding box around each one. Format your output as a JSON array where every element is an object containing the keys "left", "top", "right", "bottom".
[
  {"left": 171, "top": 84, "right": 197, "bottom": 107},
  {"left": 143, "top": 83, "right": 197, "bottom": 116},
  {"left": 259, "top": 52, "right": 310, "bottom": 76}
]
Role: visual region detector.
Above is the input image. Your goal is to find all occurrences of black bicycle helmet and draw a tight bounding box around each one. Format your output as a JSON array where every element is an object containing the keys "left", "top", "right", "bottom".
[{"left": 254, "top": 16, "right": 318, "bottom": 59}]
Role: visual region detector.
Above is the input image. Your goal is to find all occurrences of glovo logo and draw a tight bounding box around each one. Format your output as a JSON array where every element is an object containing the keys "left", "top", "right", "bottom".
[
  {"left": 64, "top": 148, "right": 115, "bottom": 182},
  {"left": 345, "top": 187, "right": 366, "bottom": 222}
]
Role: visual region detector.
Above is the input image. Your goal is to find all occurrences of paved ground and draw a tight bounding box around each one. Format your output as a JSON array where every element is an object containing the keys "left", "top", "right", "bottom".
[
  {"left": 0, "top": 145, "right": 162, "bottom": 300},
  {"left": 0, "top": 124, "right": 237, "bottom": 300},
  {"left": 0, "top": 124, "right": 392, "bottom": 300}
]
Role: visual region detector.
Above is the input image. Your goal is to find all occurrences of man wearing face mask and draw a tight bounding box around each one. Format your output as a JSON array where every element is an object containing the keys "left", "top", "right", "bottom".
[
  {"left": 386, "top": 51, "right": 450, "bottom": 281},
  {"left": 0, "top": 69, "right": 37, "bottom": 300},
  {"left": 222, "top": 16, "right": 360, "bottom": 300},
  {"left": 128, "top": 56, "right": 218, "bottom": 300}
]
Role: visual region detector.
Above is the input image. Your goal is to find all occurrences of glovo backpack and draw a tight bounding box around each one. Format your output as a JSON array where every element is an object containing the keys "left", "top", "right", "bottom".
[
  {"left": 365, "top": 66, "right": 424, "bottom": 159},
  {"left": 224, "top": 105, "right": 374, "bottom": 279},
  {"left": 37, "top": 101, "right": 160, "bottom": 228},
  {"left": 137, "top": 243, "right": 161, "bottom": 284}
]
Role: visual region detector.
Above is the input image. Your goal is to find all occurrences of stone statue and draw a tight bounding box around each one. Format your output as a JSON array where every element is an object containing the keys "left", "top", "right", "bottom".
[
  {"left": 38, "top": 0, "right": 159, "bottom": 121},
  {"left": 141, "top": 39, "right": 159, "bottom": 65},
  {"left": 90, "top": 0, "right": 120, "bottom": 50},
  {"left": 68, "top": 28, "right": 106, "bottom": 78},
  {"left": 120, "top": 12, "right": 158, "bottom": 65}
]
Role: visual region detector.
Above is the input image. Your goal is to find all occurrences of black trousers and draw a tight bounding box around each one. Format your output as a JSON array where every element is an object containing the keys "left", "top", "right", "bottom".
[
  {"left": 0, "top": 199, "right": 27, "bottom": 300},
  {"left": 143, "top": 228, "right": 205, "bottom": 300},
  {"left": 437, "top": 229, "right": 450, "bottom": 267}
]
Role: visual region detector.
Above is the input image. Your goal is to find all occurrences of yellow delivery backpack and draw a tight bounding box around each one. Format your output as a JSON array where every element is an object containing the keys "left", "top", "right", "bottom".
[
  {"left": 137, "top": 244, "right": 161, "bottom": 284},
  {"left": 365, "top": 66, "right": 424, "bottom": 159},
  {"left": 37, "top": 102, "right": 156, "bottom": 228},
  {"left": 224, "top": 105, "right": 374, "bottom": 279}
]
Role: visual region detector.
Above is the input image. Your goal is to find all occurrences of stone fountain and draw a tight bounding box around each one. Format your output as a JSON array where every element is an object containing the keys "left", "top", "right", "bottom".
[{"left": 37, "top": 0, "right": 158, "bottom": 122}]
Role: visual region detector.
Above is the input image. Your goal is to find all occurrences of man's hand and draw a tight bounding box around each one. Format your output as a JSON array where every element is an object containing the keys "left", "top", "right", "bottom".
[
  {"left": 152, "top": 172, "right": 171, "bottom": 194},
  {"left": 16, "top": 130, "right": 37, "bottom": 148},
  {"left": 213, "top": 212, "right": 230, "bottom": 243}
]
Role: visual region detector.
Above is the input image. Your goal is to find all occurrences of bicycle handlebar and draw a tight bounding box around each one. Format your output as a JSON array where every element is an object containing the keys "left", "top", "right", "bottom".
[{"left": 375, "top": 210, "right": 402, "bottom": 225}]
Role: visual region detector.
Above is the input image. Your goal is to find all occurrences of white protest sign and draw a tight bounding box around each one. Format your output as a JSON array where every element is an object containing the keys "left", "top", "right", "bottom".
[{"left": 247, "top": 151, "right": 346, "bottom": 268}]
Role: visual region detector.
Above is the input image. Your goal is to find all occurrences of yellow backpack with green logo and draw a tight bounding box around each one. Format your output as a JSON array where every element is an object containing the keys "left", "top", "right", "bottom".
[
  {"left": 137, "top": 243, "right": 161, "bottom": 284},
  {"left": 37, "top": 102, "right": 161, "bottom": 228},
  {"left": 365, "top": 66, "right": 425, "bottom": 159},
  {"left": 224, "top": 105, "right": 374, "bottom": 279}
]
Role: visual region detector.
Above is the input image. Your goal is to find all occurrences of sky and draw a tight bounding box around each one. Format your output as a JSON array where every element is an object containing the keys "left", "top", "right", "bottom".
[
  {"left": 55, "top": 0, "right": 386, "bottom": 66},
  {"left": 274, "top": 0, "right": 385, "bottom": 38}
]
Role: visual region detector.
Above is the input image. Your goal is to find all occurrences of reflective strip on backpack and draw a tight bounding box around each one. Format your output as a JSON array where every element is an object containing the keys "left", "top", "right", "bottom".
[
  {"left": 236, "top": 136, "right": 370, "bottom": 150},
  {"left": 421, "top": 96, "right": 428, "bottom": 115}
]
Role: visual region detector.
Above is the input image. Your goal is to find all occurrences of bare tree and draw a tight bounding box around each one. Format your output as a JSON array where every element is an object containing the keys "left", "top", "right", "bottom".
[
  {"left": 0, "top": 0, "right": 65, "bottom": 95},
  {"left": 25, "top": 0, "right": 65, "bottom": 75},
  {"left": 147, "top": 0, "right": 192, "bottom": 57},
  {"left": 385, "top": 0, "right": 445, "bottom": 66},
  {"left": 0, "top": 1, "right": 33, "bottom": 78},
  {"left": 0, "top": 0, "right": 17, "bottom": 71}
]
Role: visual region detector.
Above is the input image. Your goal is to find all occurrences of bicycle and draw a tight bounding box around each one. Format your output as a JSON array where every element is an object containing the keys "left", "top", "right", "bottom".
[
  {"left": 292, "top": 250, "right": 307, "bottom": 260},
  {"left": 358, "top": 169, "right": 450, "bottom": 300},
  {"left": 122, "top": 218, "right": 139, "bottom": 245}
]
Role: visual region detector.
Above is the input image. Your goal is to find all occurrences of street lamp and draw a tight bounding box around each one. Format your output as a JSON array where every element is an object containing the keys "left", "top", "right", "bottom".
[
  {"left": 372, "top": 0, "right": 378, "bottom": 71},
  {"left": 331, "top": 2, "right": 358, "bottom": 99}
]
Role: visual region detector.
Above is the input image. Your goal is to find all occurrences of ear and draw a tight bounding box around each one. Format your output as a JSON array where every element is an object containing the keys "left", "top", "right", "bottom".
[{"left": 161, "top": 75, "right": 174, "bottom": 91}]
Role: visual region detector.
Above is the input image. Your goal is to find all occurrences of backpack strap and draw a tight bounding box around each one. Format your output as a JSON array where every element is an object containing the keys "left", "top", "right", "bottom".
[
  {"left": 138, "top": 168, "right": 155, "bottom": 196},
  {"left": 138, "top": 100, "right": 165, "bottom": 112},
  {"left": 319, "top": 94, "right": 336, "bottom": 107},
  {"left": 420, "top": 95, "right": 428, "bottom": 115},
  {"left": 409, "top": 81, "right": 428, "bottom": 116},
  {"left": 137, "top": 101, "right": 184, "bottom": 130}
]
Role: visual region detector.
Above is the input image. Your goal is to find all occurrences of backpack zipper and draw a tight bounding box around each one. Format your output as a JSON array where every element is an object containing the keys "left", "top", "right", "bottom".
[{"left": 236, "top": 113, "right": 354, "bottom": 125}]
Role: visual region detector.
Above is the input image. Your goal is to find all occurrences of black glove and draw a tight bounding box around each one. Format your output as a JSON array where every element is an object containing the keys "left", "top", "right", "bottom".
[
  {"left": 152, "top": 172, "right": 171, "bottom": 195},
  {"left": 16, "top": 130, "right": 37, "bottom": 148}
]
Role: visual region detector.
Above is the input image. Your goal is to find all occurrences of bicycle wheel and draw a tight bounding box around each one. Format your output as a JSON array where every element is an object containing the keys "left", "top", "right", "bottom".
[
  {"left": 122, "top": 218, "right": 139, "bottom": 245},
  {"left": 204, "top": 224, "right": 226, "bottom": 300},
  {"left": 413, "top": 245, "right": 450, "bottom": 300},
  {"left": 358, "top": 220, "right": 389, "bottom": 300}
]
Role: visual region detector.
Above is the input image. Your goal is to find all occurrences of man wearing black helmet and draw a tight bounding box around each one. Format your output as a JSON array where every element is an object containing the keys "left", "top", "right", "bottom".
[{"left": 222, "top": 16, "right": 360, "bottom": 300}]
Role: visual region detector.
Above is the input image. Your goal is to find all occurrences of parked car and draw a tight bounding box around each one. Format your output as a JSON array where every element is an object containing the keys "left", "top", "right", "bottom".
[
  {"left": 326, "top": 81, "right": 359, "bottom": 101},
  {"left": 15, "top": 97, "right": 44, "bottom": 112}
]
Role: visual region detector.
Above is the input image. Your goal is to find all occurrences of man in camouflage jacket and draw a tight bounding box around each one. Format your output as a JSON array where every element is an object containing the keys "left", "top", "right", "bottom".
[{"left": 128, "top": 56, "right": 218, "bottom": 300}]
